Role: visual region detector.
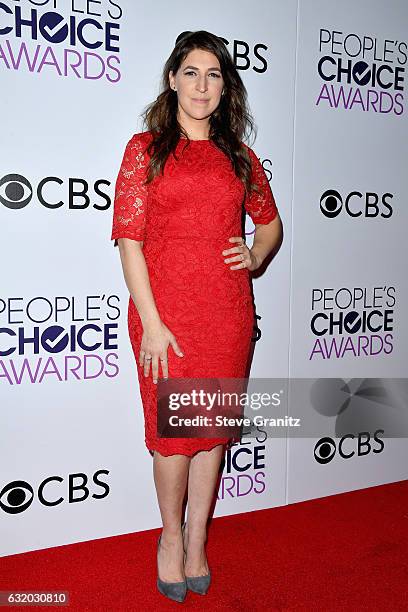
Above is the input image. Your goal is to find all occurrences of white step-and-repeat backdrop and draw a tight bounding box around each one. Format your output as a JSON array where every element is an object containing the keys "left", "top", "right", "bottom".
[{"left": 1, "top": 0, "right": 407, "bottom": 556}]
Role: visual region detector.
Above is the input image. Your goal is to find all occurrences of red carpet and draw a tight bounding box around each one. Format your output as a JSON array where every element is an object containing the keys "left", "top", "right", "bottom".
[{"left": 1, "top": 480, "right": 408, "bottom": 611}]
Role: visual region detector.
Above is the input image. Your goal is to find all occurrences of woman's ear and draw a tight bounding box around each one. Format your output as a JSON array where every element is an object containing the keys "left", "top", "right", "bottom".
[{"left": 168, "top": 70, "right": 174, "bottom": 90}]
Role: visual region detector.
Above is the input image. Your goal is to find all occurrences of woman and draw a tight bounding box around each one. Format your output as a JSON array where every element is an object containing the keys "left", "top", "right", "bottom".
[{"left": 111, "top": 30, "right": 282, "bottom": 602}]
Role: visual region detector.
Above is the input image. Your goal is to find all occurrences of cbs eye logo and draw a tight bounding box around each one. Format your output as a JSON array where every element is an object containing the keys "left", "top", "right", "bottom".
[
  {"left": 320, "top": 190, "right": 343, "bottom": 218},
  {"left": 320, "top": 189, "right": 393, "bottom": 219},
  {"left": 0, "top": 480, "right": 34, "bottom": 514},
  {"left": 314, "top": 437, "right": 336, "bottom": 464},
  {"left": 0, "top": 174, "right": 33, "bottom": 210},
  {"left": 0, "top": 471, "right": 110, "bottom": 514}
]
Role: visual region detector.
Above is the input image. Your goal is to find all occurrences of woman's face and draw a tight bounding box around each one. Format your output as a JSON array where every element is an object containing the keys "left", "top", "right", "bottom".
[{"left": 169, "top": 48, "right": 224, "bottom": 124}]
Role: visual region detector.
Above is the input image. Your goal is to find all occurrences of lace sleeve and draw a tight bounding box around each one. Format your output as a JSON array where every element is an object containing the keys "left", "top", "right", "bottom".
[
  {"left": 111, "top": 133, "right": 148, "bottom": 246},
  {"left": 243, "top": 144, "right": 278, "bottom": 225}
]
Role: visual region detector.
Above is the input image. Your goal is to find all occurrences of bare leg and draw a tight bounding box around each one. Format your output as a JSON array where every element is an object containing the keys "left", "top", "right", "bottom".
[
  {"left": 153, "top": 451, "right": 190, "bottom": 582},
  {"left": 183, "top": 444, "right": 224, "bottom": 576}
]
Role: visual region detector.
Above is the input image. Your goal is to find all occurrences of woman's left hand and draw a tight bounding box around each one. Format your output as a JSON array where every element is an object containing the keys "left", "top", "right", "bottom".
[{"left": 222, "top": 236, "right": 259, "bottom": 272}]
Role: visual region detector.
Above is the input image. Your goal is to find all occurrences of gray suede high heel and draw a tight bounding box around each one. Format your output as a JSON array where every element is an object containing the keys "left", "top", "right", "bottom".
[
  {"left": 181, "top": 522, "right": 211, "bottom": 595},
  {"left": 157, "top": 533, "right": 187, "bottom": 603}
]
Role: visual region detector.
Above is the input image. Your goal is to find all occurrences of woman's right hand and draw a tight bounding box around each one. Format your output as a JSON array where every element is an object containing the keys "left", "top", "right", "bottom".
[{"left": 139, "top": 320, "right": 184, "bottom": 384}]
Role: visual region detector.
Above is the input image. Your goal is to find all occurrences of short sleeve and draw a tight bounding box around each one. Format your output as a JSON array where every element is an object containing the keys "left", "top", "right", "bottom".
[
  {"left": 110, "top": 133, "right": 148, "bottom": 246},
  {"left": 243, "top": 144, "right": 278, "bottom": 225}
]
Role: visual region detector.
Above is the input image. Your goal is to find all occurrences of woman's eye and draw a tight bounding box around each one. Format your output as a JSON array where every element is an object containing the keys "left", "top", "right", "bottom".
[{"left": 184, "top": 71, "right": 220, "bottom": 78}]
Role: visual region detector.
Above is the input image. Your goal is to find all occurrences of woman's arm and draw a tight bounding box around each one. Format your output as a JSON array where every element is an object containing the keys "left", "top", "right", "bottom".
[
  {"left": 116, "top": 238, "right": 184, "bottom": 383},
  {"left": 240, "top": 143, "right": 283, "bottom": 269},
  {"left": 117, "top": 238, "right": 162, "bottom": 331},
  {"left": 250, "top": 214, "right": 282, "bottom": 269},
  {"left": 111, "top": 134, "right": 184, "bottom": 383},
  {"left": 223, "top": 214, "right": 282, "bottom": 272}
]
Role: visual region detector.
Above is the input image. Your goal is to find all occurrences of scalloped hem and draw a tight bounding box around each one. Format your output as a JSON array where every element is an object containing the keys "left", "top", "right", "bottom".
[{"left": 147, "top": 439, "right": 231, "bottom": 458}]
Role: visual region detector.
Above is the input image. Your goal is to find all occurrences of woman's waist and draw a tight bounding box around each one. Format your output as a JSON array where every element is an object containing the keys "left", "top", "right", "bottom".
[
  {"left": 143, "top": 231, "right": 246, "bottom": 256},
  {"left": 144, "top": 234, "right": 240, "bottom": 244},
  {"left": 145, "top": 253, "right": 251, "bottom": 297},
  {"left": 144, "top": 241, "right": 247, "bottom": 269}
]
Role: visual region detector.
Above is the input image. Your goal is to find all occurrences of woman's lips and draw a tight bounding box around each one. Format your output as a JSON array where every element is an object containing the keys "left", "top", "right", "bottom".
[{"left": 192, "top": 99, "right": 209, "bottom": 103}]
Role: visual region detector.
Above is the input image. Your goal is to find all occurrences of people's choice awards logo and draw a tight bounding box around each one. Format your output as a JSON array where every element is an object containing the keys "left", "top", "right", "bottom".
[
  {"left": 0, "top": 0, "right": 122, "bottom": 82},
  {"left": 0, "top": 295, "right": 121, "bottom": 385},
  {"left": 316, "top": 29, "right": 406, "bottom": 115},
  {"left": 218, "top": 442, "right": 266, "bottom": 500},
  {"left": 309, "top": 285, "right": 395, "bottom": 361}
]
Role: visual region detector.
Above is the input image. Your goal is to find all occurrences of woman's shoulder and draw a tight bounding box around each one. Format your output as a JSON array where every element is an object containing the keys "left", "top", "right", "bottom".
[
  {"left": 122, "top": 131, "right": 154, "bottom": 162},
  {"left": 127, "top": 130, "right": 154, "bottom": 146}
]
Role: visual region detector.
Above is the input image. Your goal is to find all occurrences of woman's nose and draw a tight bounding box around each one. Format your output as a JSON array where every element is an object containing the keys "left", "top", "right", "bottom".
[{"left": 196, "top": 78, "right": 207, "bottom": 92}]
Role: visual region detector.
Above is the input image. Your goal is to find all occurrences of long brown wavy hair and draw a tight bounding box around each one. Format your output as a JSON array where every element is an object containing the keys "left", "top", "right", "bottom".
[{"left": 140, "top": 30, "right": 260, "bottom": 198}]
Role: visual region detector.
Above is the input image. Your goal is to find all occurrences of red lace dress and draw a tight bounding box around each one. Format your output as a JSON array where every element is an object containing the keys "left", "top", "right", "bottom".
[{"left": 111, "top": 131, "right": 278, "bottom": 457}]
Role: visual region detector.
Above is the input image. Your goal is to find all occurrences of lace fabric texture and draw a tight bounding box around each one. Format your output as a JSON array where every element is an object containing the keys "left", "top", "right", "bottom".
[{"left": 111, "top": 131, "right": 279, "bottom": 457}]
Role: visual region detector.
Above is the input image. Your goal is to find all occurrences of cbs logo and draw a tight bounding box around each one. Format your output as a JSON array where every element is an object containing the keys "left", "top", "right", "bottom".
[
  {"left": 0, "top": 173, "right": 109, "bottom": 210},
  {"left": 219, "top": 36, "right": 268, "bottom": 73},
  {"left": 0, "top": 470, "right": 109, "bottom": 514},
  {"left": 314, "top": 430, "right": 384, "bottom": 464},
  {"left": 320, "top": 189, "right": 393, "bottom": 218}
]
